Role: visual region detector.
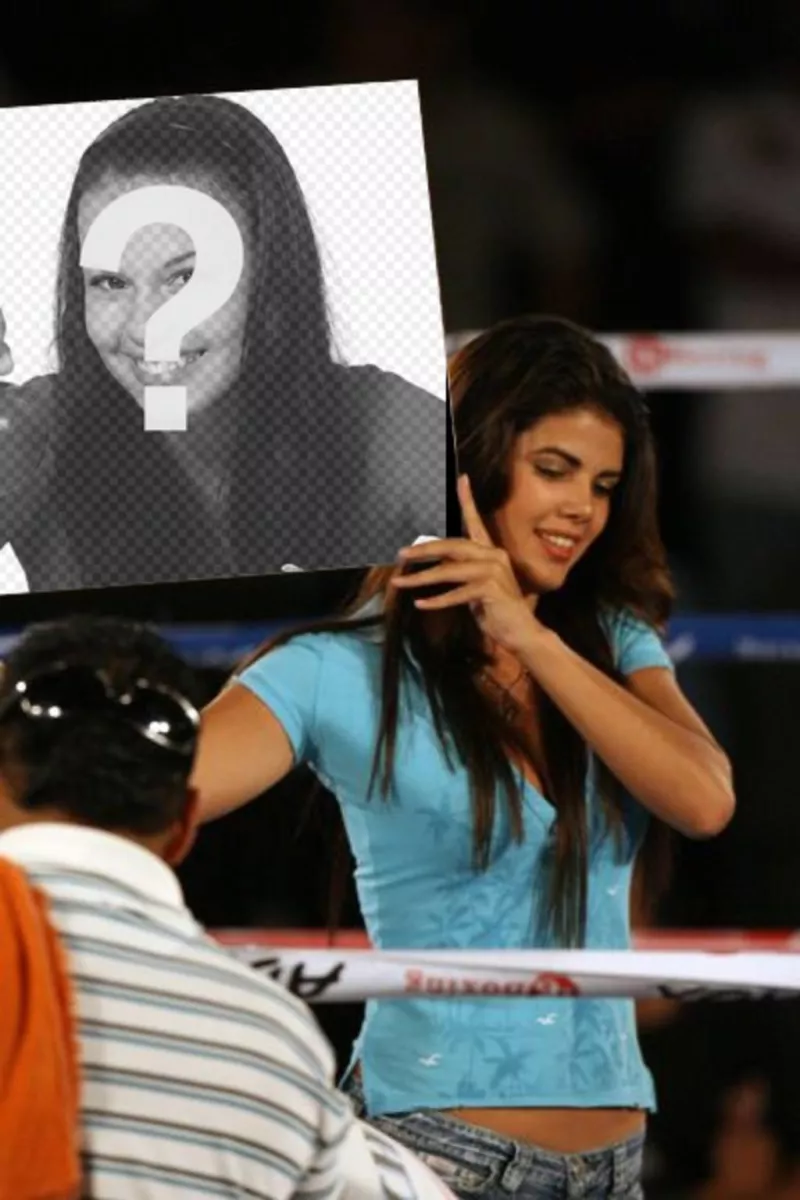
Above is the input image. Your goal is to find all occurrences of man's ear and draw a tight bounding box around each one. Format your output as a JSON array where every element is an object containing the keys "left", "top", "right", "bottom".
[
  {"left": 162, "top": 786, "right": 200, "bottom": 867},
  {"left": 0, "top": 743, "right": 30, "bottom": 833},
  {"left": 0, "top": 772, "right": 18, "bottom": 832}
]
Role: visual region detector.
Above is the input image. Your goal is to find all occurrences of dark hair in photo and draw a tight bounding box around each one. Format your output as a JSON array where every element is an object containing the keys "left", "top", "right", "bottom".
[
  {"left": 240, "top": 315, "right": 676, "bottom": 947},
  {"left": 0, "top": 615, "right": 203, "bottom": 835},
  {"left": 53, "top": 93, "right": 340, "bottom": 586}
]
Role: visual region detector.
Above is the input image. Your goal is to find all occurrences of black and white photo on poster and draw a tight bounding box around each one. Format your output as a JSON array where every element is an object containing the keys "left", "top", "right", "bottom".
[{"left": 0, "top": 81, "right": 448, "bottom": 595}]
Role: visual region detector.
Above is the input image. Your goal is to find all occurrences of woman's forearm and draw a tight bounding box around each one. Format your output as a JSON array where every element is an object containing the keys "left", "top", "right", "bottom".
[{"left": 517, "top": 627, "right": 734, "bottom": 838}]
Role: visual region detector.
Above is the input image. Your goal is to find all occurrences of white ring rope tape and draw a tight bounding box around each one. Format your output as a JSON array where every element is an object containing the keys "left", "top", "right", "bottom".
[
  {"left": 218, "top": 945, "right": 800, "bottom": 1004},
  {"left": 444, "top": 330, "right": 800, "bottom": 389}
]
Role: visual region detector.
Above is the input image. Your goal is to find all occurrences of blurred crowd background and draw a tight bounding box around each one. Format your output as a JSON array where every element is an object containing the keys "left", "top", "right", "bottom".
[{"left": 3, "top": 1, "right": 800, "bottom": 1194}]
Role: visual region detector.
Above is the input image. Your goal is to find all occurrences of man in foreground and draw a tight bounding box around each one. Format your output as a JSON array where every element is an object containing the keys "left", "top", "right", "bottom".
[{"left": 0, "top": 614, "right": 451, "bottom": 1200}]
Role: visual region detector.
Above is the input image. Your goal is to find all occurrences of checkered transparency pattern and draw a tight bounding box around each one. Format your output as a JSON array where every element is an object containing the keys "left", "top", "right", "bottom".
[{"left": 0, "top": 87, "right": 449, "bottom": 595}]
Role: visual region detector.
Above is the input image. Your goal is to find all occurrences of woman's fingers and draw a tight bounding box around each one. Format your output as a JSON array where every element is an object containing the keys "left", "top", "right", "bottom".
[
  {"left": 412, "top": 581, "right": 487, "bottom": 610},
  {"left": 392, "top": 560, "right": 488, "bottom": 590},
  {"left": 397, "top": 537, "right": 500, "bottom": 564},
  {"left": 457, "top": 474, "right": 494, "bottom": 547}
]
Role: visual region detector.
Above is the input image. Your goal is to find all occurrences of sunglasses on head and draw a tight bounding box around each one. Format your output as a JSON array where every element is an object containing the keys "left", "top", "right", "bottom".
[{"left": 0, "top": 661, "right": 200, "bottom": 759}]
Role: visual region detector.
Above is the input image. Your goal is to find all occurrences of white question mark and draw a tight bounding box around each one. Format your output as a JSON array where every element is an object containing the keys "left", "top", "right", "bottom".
[{"left": 79, "top": 184, "right": 244, "bottom": 431}]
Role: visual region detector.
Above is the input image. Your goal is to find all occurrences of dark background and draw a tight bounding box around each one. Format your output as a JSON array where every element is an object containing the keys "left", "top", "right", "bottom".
[{"left": 3, "top": 3, "right": 800, "bottom": 1194}]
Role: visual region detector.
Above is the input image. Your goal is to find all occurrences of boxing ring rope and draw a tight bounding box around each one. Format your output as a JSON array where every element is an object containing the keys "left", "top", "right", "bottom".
[
  {"left": 1, "top": 614, "right": 793, "bottom": 668},
  {"left": 209, "top": 933, "right": 800, "bottom": 1004},
  {"left": 123, "top": 615, "right": 800, "bottom": 667},
  {"left": 0, "top": 619, "right": 796, "bottom": 667},
  {"left": 445, "top": 329, "right": 800, "bottom": 388}
]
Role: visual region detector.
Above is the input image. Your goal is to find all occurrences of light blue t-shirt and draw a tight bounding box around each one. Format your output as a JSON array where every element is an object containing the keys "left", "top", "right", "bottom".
[{"left": 238, "top": 611, "right": 674, "bottom": 1117}]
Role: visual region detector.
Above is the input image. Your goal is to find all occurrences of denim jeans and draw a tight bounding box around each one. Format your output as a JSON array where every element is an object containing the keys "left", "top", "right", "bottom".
[{"left": 345, "top": 1075, "right": 645, "bottom": 1199}]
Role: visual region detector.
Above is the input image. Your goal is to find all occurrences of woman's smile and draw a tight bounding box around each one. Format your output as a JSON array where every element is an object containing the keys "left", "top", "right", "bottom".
[
  {"left": 78, "top": 171, "right": 251, "bottom": 416},
  {"left": 127, "top": 348, "right": 208, "bottom": 387}
]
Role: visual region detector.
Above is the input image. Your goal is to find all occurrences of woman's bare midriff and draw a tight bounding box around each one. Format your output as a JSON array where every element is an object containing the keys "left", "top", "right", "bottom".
[
  {"left": 352, "top": 1065, "right": 645, "bottom": 1152},
  {"left": 442, "top": 1106, "right": 646, "bottom": 1153}
]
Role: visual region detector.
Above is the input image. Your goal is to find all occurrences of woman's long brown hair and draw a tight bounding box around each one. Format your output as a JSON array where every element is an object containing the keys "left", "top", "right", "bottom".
[{"left": 236, "top": 315, "right": 676, "bottom": 947}]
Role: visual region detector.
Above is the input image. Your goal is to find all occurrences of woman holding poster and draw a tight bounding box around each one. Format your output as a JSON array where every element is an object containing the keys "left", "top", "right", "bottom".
[{"left": 192, "top": 315, "right": 735, "bottom": 1199}]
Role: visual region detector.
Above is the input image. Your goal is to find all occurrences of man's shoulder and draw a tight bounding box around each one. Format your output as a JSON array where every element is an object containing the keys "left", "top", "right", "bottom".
[
  {"left": 189, "top": 933, "right": 339, "bottom": 1076},
  {"left": 32, "top": 856, "right": 336, "bottom": 1084}
]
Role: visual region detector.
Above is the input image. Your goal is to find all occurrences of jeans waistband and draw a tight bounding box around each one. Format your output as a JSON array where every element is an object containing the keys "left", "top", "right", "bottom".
[{"left": 342, "top": 1071, "right": 645, "bottom": 1197}]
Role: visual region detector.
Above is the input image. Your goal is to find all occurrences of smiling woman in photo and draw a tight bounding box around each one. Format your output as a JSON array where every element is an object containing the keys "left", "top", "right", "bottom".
[{"left": 0, "top": 93, "right": 446, "bottom": 593}]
